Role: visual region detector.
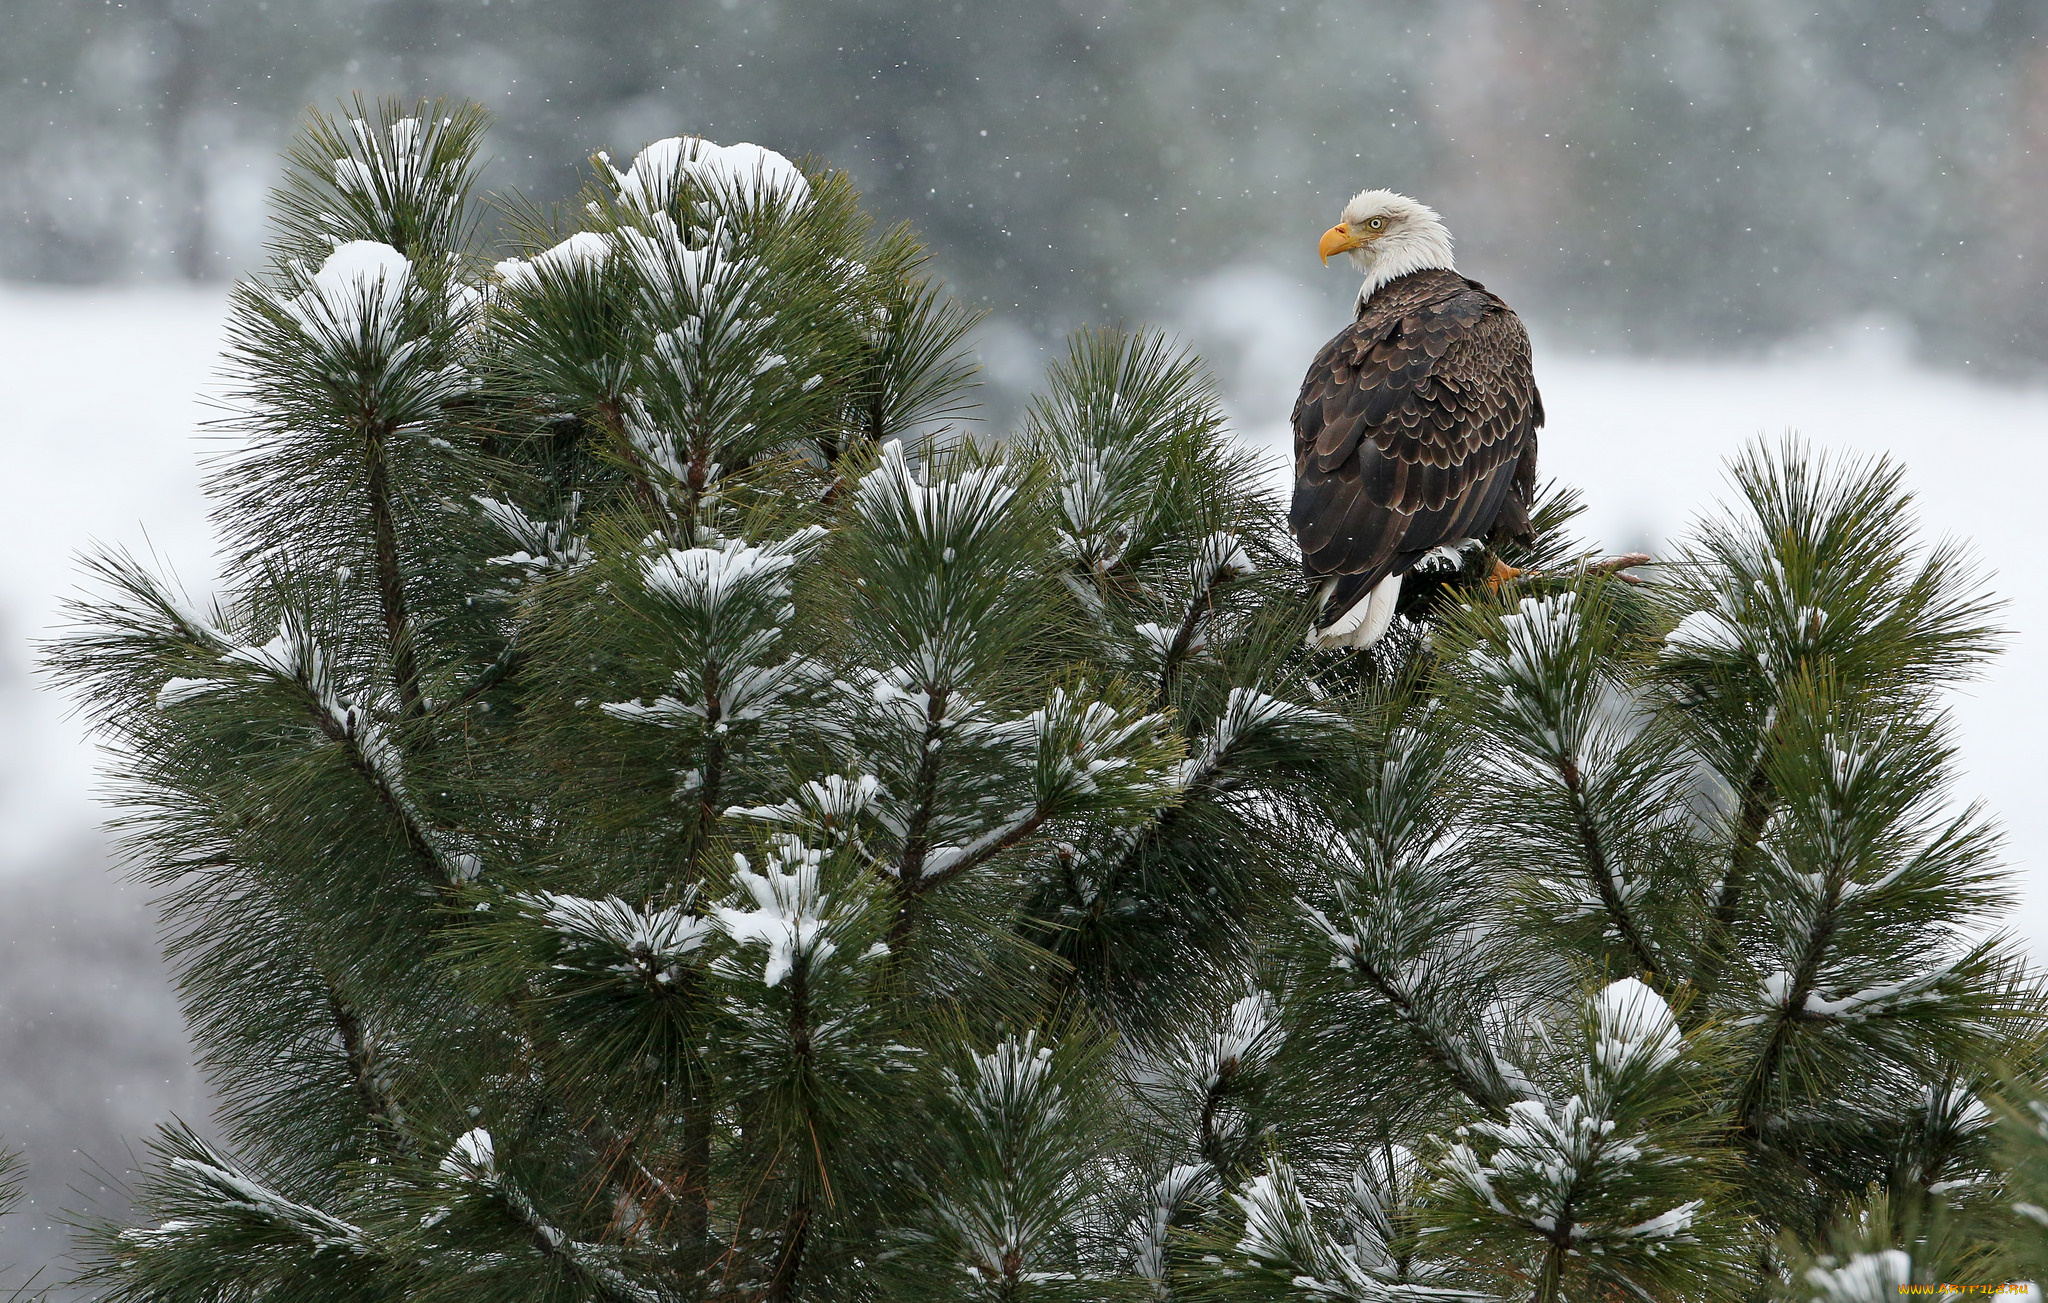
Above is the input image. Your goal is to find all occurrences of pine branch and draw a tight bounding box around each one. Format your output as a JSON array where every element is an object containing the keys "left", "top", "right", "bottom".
[
  {"left": 1688, "top": 757, "right": 1774, "bottom": 1013},
  {"left": 306, "top": 679, "right": 451, "bottom": 886},
  {"left": 488, "top": 1175, "right": 662, "bottom": 1303},
  {"left": 435, "top": 642, "right": 524, "bottom": 716},
  {"left": 594, "top": 398, "right": 686, "bottom": 543},
  {"left": 363, "top": 419, "right": 425, "bottom": 721},
  {"left": 577, "top": 1120, "right": 697, "bottom": 1253},
  {"left": 1085, "top": 684, "right": 1332, "bottom": 923},
  {"left": 912, "top": 807, "right": 1052, "bottom": 895},
  {"left": 1332, "top": 942, "right": 1513, "bottom": 1115},
  {"left": 1151, "top": 536, "right": 1251, "bottom": 709},
  {"left": 1556, "top": 755, "right": 1664, "bottom": 989},
  {"left": 154, "top": 605, "right": 459, "bottom": 887},
  {"left": 680, "top": 673, "right": 728, "bottom": 891},
  {"left": 888, "top": 686, "right": 950, "bottom": 947},
  {"left": 324, "top": 985, "right": 411, "bottom": 1151},
  {"left": 763, "top": 966, "right": 815, "bottom": 1302},
  {"left": 764, "top": 1204, "right": 810, "bottom": 1303}
]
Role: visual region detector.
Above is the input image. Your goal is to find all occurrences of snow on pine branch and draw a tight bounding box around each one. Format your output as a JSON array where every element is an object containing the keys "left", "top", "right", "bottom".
[
  {"left": 1053, "top": 442, "right": 1143, "bottom": 579},
  {"left": 515, "top": 890, "right": 712, "bottom": 989},
  {"left": 1294, "top": 720, "right": 1512, "bottom": 1114},
  {"left": 121, "top": 1141, "right": 372, "bottom": 1257},
  {"left": 849, "top": 664, "right": 999, "bottom": 743},
  {"left": 440, "top": 1126, "right": 496, "bottom": 1180},
  {"left": 1661, "top": 608, "right": 1743, "bottom": 659},
  {"left": 930, "top": 1032, "right": 1086, "bottom": 1291},
  {"left": 1172, "top": 686, "right": 1343, "bottom": 797},
  {"left": 1440, "top": 1097, "right": 1700, "bottom": 1247},
  {"left": 947, "top": 1031, "right": 1067, "bottom": 1150},
  {"left": 639, "top": 526, "right": 824, "bottom": 614},
  {"left": 1198, "top": 990, "right": 1285, "bottom": 1096},
  {"left": 263, "top": 238, "right": 473, "bottom": 419},
  {"left": 1135, "top": 991, "right": 1286, "bottom": 1173},
  {"left": 599, "top": 670, "right": 810, "bottom": 734},
  {"left": 1298, "top": 889, "right": 1525, "bottom": 1111},
  {"left": 1131, "top": 622, "right": 1181, "bottom": 663},
  {"left": 493, "top": 230, "right": 611, "bottom": 291},
  {"left": 430, "top": 1126, "right": 662, "bottom": 1303},
  {"left": 1440, "top": 980, "right": 1701, "bottom": 1255},
  {"left": 1178, "top": 529, "right": 1256, "bottom": 611},
  {"left": 1769, "top": 728, "right": 1917, "bottom": 889},
  {"left": 854, "top": 439, "right": 1017, "bottom": 578},
  {"left": 911, "top": 686, "right": 1168, "bottom": 882},
  {"left": 1591, "top": 978, "right": 1682, "bottom": 1076},
  {"left": 754, "top": 584, "right": 1169, "bottom": 887},
  {"left": 1232, "top": 1154, "right": 1490, "bottom": 1302},
  {"left": 158, "top": 615, "right": 405, "bottom": 798},
  {"left": 331, "top": 114, "right": 466, "bottom": 234},
  {"left": 494, "top": 204, "right": 792, "bottom": 502},
  {"left": 615, "top": 214, "right": 751, "bottom": 305},
  {"left": 727, "top": 773, "right": 885, "bottom": 858},
  {"left": 1014, "top": 685, "right": 1168, "bottom": 805},
  {"left": 1125, "top": 530, "right": 1258, "bottom": 673},
  {"left": 278, "top": 240, "right": 414, "bottom": 347},
  {"left": 712, "top": 838, "right": 882, "bottom": 987},
  {"left": 153, "top": 614, "right": 487, "bottom": 882},
  {"left": 1233, "top": 1157, "right": 1331, "bottom": 1283},
  {"left": 1342, "top": 1145, "right": 1465, "bottom": 1288},
  {"left": 604, "top": 136, "right": 810, "bottom": 215},
  {"left": 476, "top": 492, "right": 591, "bottom": 574},
  {"left": 1467, "top": 592, "right": 1581, "bottom": 686},
  {"left": 1658, "top": 558, "right": 1833, "bottom": 678},
  {"left": 1463, "top": 590, "right": 1642, "bottom": 779},
  {"left": 1127, "top": 1162, "right": 1220, "bottom": 1283},
  {"left": 1740, "top": 960, "right": 1959, "bottom": 1027},
  {"left": 613, "top": 214, "right": 792, "bottom": 491},
  {"left": 1796, "top": 1250, "right": 1914, "bottom": 1303},
  {"left": 602, "top": 527, "right": 826, "bottom": 732}
]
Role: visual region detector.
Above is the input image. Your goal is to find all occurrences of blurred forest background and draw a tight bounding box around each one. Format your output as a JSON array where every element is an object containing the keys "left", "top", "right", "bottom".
[
  {"left": 2, "top": 1, "right": 2046, "bottom": 1294},
  {"left": 7, "top": 0, "right": 2047, "bottom": 382}
]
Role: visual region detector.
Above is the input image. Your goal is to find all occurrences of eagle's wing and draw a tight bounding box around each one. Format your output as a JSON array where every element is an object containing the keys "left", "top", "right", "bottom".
[{"left": 1290, "top": 283, "right": 1540, "bottom": 617}]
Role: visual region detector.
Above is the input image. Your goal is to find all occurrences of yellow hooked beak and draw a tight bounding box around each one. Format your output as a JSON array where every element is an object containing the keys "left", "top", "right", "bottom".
[{"left": 1319, "top": 222, "right": 1367, "bottom": 265}]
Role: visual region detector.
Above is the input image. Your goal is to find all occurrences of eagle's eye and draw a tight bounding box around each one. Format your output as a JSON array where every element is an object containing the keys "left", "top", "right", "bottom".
[{"left": 1366, "top": 216, "right": 1386, "bottom": 232}]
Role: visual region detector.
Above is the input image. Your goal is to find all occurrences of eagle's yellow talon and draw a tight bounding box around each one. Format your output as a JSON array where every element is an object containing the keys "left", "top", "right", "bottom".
[{"left": 1486, "top": 560, "right": 1525, "bottom": 591}]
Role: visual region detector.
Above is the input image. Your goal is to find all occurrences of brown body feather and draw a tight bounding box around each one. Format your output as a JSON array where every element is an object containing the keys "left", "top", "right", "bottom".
[{"left": 1290, "top": 267, "right": 1542, "bottom": 626}]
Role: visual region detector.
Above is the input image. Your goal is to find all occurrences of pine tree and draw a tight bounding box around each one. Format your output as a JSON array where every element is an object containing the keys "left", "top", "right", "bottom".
[
  {"left": 1994, "top": 1079, "right": 2048, "bottom": 1281},
  {"left": 47, "top": 99, "right": 2048, "bottom": 1301},
  {"left": 0, "top": 1142, "right": 37, "bottom": 1302}
]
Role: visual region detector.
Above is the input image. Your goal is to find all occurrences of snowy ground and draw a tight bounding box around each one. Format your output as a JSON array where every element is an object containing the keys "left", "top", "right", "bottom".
[
  {"left": 0, "top": 286, "right": 226, "bottom": 876},
  {"left": 0, "top": 287, "right": 226, "bottom": 1292}
]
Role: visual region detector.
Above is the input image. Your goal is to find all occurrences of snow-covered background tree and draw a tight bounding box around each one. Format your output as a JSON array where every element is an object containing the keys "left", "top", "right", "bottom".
[{"left": 47, "top": 100, "right": 2048, "bottom": 1301}]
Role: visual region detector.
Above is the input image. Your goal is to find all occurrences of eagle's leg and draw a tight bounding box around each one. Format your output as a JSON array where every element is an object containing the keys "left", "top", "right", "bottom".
[{"left": 1486, "top": 558, "right": 1525, "bottom": 591}]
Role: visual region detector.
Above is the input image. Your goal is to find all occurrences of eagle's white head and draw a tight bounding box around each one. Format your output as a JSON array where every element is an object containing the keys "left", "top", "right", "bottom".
[{"left": 1320, "top": 189, "right": 1456, "bottom": 306}]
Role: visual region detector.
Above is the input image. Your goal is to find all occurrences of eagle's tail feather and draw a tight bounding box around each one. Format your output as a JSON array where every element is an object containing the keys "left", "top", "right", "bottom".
[{"left": 1309, "top": 573, "right": 1402, "bottom": 651}]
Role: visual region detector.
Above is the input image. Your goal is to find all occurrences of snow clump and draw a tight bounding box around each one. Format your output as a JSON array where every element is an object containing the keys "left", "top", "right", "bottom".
[
  {"left": 609, "top": 136, "right": 810, "bottom": 212},
  {"left": 494, "top": 230, "right": 612, "bottom": 290},
  {"left": 1592, "top": 976, "right": 1681, "bottom": 1075},
  {"left": 279, "top": 240, "right": 413, "bottom": 344}
]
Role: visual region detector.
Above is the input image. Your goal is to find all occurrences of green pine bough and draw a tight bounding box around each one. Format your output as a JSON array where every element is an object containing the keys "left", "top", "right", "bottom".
[{"left": 42, "top": 99, "right": 2048, "bottom": 1302}]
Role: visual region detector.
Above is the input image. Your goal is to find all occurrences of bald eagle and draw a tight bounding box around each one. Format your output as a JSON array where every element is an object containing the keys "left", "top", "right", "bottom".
[{"left": 1292, "top": 190, "right": 1542, "bottom": 650}]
